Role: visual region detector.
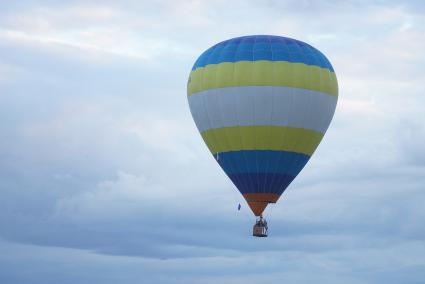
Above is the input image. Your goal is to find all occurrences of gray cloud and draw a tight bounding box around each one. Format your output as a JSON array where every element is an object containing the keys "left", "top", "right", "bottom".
[{"left": 0, "top": 0, "right": 424, "bottom": 283}]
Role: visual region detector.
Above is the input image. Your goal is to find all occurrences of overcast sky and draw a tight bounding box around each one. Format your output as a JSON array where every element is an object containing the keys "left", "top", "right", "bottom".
[{"left": 0, "top": 1, "right": 424, "bottom": 283}]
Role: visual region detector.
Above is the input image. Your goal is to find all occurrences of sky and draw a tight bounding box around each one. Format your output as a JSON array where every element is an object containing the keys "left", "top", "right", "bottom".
[{"left": 0, "top": 0, "right": 424, "bottom": 283}]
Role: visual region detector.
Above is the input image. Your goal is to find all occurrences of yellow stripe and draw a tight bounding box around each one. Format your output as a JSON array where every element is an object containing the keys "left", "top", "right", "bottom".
[
  {"left": 201, "top": 126, "right": 323, "bottom": 156},
  {"left": 187, "top": 60, "right": 338, "bottom": 97}
]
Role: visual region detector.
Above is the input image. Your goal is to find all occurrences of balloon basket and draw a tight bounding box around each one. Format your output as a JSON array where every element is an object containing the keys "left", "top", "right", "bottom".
[{"left": 253, "top": 216, "right": 268, "bottom": 237}]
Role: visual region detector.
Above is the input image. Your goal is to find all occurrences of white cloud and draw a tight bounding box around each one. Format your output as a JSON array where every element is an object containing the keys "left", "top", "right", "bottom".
[{"left": 0, "top": 0, "right": 424, "bottom": 283}]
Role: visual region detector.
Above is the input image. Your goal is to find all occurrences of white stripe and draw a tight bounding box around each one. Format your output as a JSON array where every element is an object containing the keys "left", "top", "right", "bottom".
[{"left": 188, "top": 86, "right": 337, "bottom": 134}]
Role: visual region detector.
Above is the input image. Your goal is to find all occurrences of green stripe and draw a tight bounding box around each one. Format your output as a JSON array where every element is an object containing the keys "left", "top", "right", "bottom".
[
  {"left": 188, "top": 60, "right": 338, "bottom": 97},
  {"left": 201, "top": 126, "right": 323, "bottom": 156}
]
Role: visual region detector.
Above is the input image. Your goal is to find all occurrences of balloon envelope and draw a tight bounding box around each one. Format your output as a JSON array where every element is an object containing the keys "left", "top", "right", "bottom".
[{"left": 187, "top": 35, "right": 338, "bottom": 216}]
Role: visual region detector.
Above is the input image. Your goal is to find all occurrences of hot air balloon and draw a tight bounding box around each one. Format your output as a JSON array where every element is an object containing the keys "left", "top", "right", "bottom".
[{"left": 187, "top": 35, "right": 338, "bottom": 237}]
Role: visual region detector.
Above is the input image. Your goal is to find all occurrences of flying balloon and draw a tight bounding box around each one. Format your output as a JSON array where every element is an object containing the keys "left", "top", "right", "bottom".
[{"left": 187, "top": 35, "right": 338, "bottom": 237}]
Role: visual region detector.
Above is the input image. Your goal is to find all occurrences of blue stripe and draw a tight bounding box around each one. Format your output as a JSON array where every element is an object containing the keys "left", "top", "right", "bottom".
[
  {"left": 192, "top": 35, "right": 334, "bottom": 72},
  {"left": 215, "top": 150, "right": 310, "bottom": 196},
  {"left": 216, "top": 150, "right": 310, "bottom": 176},
  {"left": 228, "top": 173, "right": 296, "bottom": 195}
]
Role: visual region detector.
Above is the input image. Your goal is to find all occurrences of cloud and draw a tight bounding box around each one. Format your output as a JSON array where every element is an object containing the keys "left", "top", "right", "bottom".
[
  {"left": 1, "top": 236, "right": 425, "bottom": 284},
  {"left": 0, "top": 0, "right": 424, "bottom": 283}
]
